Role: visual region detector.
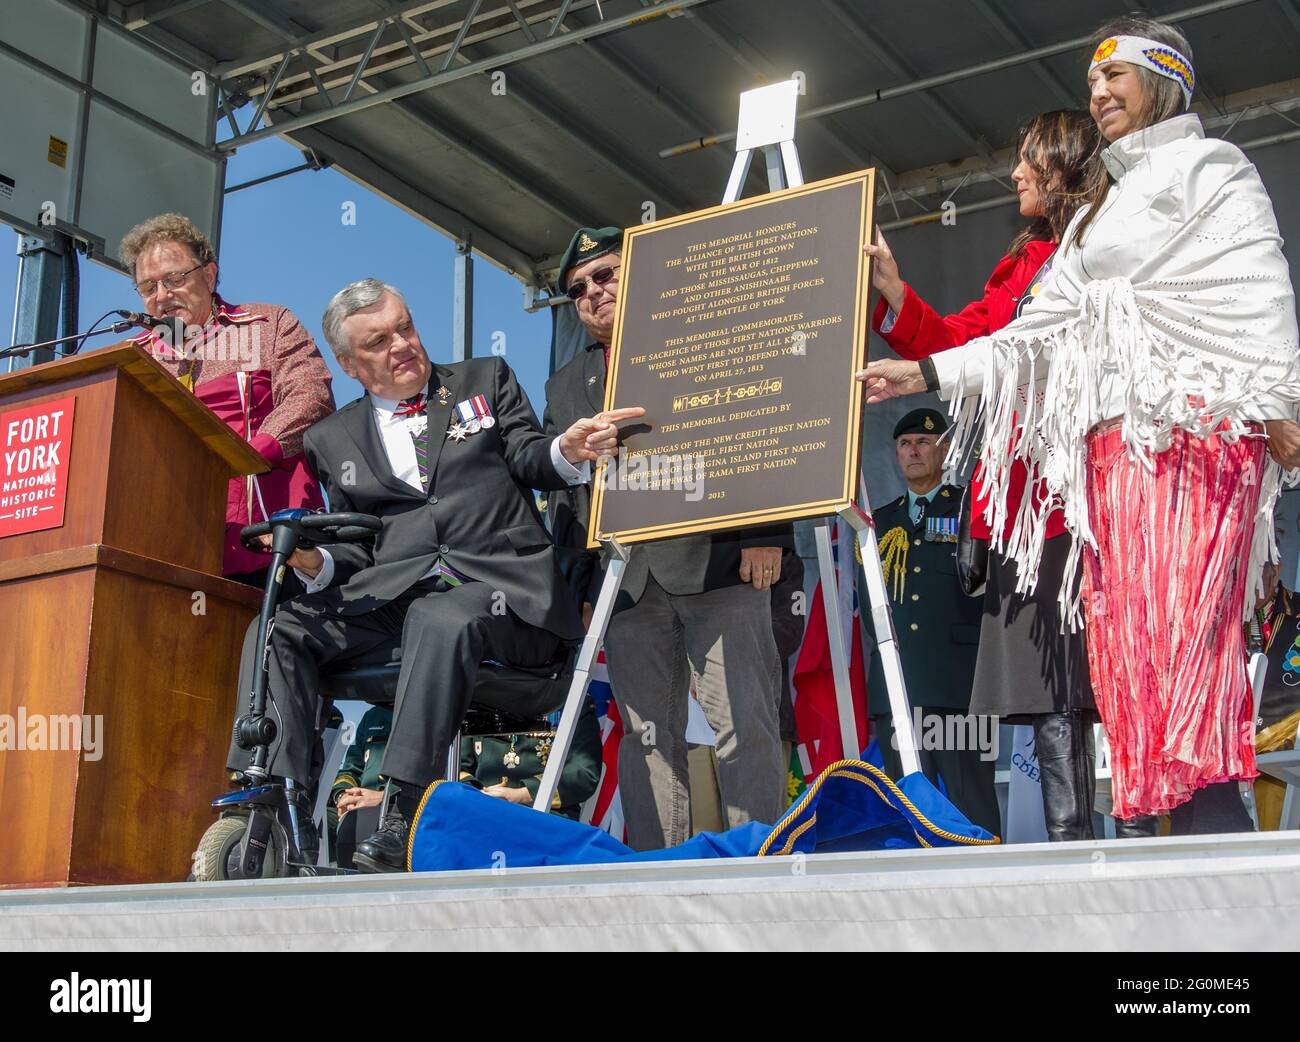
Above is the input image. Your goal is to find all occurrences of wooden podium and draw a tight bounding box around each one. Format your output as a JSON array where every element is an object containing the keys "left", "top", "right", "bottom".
[{"left": 0, "top": 344, "right": 266, "bottom": 887}]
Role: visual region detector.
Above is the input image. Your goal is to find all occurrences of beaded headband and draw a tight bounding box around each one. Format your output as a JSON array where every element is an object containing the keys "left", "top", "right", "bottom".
[{"left": 1089, "top": 35, "right": 1195, "bottom": 110}]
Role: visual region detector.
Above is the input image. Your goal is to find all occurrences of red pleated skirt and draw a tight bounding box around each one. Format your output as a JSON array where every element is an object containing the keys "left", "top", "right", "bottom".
[{"left": 1081, "top": 421, "right": 1263, "bottom": 819}]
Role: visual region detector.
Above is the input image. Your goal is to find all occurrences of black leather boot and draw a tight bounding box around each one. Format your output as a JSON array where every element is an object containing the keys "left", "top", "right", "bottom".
[
  {"left": 354, "top": 783, "right": 420, "bottom": 873},
  {"left": 1074, "top": 712, "right": 1097, "bottom": 840},
  {"left": 1113, "top": 814, "right": 1160, "bottom": 838},
  {"left": 353, "top": 803, "right": 410, "bottom": 873},
  {"left": 1034, "top": 712, "right": 1096, "bottom": 841}
]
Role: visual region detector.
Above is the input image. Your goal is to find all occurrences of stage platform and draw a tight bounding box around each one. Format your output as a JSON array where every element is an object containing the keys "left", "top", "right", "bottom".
[{"left": 3, "top": 832, "right": 1299, "bottom": 951}]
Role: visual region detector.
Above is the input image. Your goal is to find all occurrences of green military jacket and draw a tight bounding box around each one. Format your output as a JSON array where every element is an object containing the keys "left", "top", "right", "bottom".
[
  {"left": 861, "top": 483, "right": 983, "bottom": 716},
  {"left": 331, "top": 706, "right": 392, "bottom": 797},
  {"left": 459, "top": 696, "right": 602, "bottom": 820}
]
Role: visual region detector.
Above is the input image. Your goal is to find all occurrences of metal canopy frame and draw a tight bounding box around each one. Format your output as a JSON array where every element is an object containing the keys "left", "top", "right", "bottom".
[
  {"left": 211, "top": 0, "right": 718, "bottom": 152},
  {"left": 198, "top": 0, "right": 721, "bottom": 283},
  {"left": 65, "top": 0, "right": 1300, "bottom": 291},
  {"left": 658, "top": 0, "right": 1265, "bottom": 160}
]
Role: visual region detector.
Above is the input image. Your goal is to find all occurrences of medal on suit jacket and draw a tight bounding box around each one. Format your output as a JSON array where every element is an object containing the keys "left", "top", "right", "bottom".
[
  {"left": 453, "top": 399, "right": 480, "bottom": 434},
  {"left": 453, "top": 394, "right": 495, "bottom": 433},
  {"left": 436, "top": 385, "right": 452, "bottom": 406},
  {"left": 924, "top": 516, "right": 959, "bottom": 543}
]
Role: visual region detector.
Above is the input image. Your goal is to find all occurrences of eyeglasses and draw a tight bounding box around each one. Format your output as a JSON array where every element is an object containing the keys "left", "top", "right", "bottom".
[
  {"left": 135, "top": 262, "right": 205, "bottom": 298},
  {"left": 565, "top": 264, "right": 620, "bottom": 301}
]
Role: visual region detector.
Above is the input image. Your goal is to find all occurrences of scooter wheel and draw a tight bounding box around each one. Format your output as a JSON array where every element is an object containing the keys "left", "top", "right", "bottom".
[{"left": 192, "top": 816, "right": 286, "bottom": 880}]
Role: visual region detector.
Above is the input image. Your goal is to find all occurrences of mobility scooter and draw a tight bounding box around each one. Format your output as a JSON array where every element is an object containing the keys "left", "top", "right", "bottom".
[{"left": 191, "top": 507, "right": 381, "bottom": 880}]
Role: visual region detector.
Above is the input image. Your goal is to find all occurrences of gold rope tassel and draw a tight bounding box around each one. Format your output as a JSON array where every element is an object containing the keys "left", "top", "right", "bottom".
[
  {"left": 1256, "top": 709, "right": 1300, "bottom": 754},
  {"left": 877, "top": 526, "right": 911, "bottom": 603}
]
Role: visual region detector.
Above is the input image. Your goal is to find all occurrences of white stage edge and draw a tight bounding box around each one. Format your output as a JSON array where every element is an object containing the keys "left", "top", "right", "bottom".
[{"left": 3, "top": 833, "right": 1300, "bottom": 951}]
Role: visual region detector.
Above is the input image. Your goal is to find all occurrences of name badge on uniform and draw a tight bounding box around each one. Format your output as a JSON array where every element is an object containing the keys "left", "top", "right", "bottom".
[{"left": 924, "top": 516, "right": 959, "bottom": 543}]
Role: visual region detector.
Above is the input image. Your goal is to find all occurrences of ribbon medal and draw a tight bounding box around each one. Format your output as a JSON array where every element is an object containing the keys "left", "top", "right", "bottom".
[
  {"left": 469, "top": 394, "right": 496, "bottom": 429},
  {"left": 453, "top": 395, "right": 496, "bottom": 435},
  {"left": 924, "top": 516, "right": 959, "bottom": 543}
]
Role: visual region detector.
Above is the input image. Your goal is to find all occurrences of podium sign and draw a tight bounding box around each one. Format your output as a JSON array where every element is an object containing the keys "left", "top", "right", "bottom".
[
  {"left": 589, "top": 169, "right": 874, "bottom": 546},
  {"left": 0, "top": 395, "right": 75, "bottom": 538}
]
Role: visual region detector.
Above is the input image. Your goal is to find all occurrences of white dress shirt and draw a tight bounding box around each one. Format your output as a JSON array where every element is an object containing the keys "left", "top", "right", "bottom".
[{"left": 297, "top": 390, "right": 588, "bottom": 593}]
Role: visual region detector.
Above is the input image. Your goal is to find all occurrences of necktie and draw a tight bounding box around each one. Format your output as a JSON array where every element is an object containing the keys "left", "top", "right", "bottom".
[
  {"left": 395, "top": 392, "right": 426, "bottom": 417},
  {"left": 398, "top": 394, "right": 429, "bottom": 491},
  {"left": 913, "top": 495, "right": 930, "bottom": 527}
]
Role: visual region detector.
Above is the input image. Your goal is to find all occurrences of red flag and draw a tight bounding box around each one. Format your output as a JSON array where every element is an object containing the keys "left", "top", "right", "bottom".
[{"left": 793, "top": 579, "right": 869, "bottom": 776}]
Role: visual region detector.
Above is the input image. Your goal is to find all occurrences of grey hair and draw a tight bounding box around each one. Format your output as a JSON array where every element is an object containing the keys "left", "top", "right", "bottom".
[
  {"left": 1088, "top": 17, "right": 1194, "bottom": 129},
  {"left": 321, "top": 278, "right": 406, "bottom": 357}
]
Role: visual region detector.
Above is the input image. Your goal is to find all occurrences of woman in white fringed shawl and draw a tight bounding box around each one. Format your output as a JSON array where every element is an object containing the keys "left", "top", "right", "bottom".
[{"left": 858, "top": 16, "right": 1300, "bottom": 833}]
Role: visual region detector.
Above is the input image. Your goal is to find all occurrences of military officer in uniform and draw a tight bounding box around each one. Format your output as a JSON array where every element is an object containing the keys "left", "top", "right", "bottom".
[
  {"left": 862, "top": 407, "right": 999, "bottom": 835},
  {"left": 458, "top": 696, "right": 603, "bottom": 820},
  {"left": 328, "top": 699, "right": 603, "bottom": 859}
]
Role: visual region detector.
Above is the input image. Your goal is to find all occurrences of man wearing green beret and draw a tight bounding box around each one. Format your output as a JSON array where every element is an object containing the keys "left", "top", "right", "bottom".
[
  {"left": 862, "top": 407, "right": 999, "bottom": 834},
  {"left": 542, "top": 226, "right": 793, "bottom": 851}
]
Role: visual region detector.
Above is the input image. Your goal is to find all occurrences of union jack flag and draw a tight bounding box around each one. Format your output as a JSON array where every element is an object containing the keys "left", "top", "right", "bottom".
[{"left": 578, "top": 650, "right": 626, "bottom": 841}]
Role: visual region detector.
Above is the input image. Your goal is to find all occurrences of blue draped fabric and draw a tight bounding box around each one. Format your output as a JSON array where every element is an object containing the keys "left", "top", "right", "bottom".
[{"left": 408, "top": 759, "right": 998, "bottom": 872}]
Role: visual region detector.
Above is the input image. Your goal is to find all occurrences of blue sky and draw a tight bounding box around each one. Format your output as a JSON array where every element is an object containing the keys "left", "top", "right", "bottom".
[{"left": 1, "top": 135, "right": 557, "bottom": 416}]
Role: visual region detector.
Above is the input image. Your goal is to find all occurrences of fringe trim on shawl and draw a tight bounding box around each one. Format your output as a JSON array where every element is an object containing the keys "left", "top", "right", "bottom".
[{"left": 942, "top": 276, "right": 1300, "bottom": 631}]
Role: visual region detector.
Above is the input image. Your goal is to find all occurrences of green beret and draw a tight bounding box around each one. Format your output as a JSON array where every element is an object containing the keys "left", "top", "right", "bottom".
[
  {"left": 558, "top": 226, "right": 622, "bottom": 289},
  {"left": 893, "top": 408, "right": 948, "bottom": 440}
]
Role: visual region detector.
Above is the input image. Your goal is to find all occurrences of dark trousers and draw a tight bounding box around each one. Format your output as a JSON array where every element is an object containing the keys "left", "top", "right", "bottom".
[
  {"left": 1169, "top": 780, "right": 1254, "bottom": 835},
  {"left": 873, "top": 712, "right": 1002, "bottom": 837},
  {"left": 226, "top": 579, "right": 560, "bottom": 790}
]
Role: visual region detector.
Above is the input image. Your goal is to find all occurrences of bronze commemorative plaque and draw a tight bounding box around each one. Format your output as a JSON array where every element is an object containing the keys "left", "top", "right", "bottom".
[{"left": 588, "top": 168, "right": 874, "bottom": 547}]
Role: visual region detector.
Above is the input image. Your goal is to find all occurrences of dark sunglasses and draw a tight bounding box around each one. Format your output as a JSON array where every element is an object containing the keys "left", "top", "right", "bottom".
[{"left": 565, "top": 264, "right": 620, "bottom": 301}]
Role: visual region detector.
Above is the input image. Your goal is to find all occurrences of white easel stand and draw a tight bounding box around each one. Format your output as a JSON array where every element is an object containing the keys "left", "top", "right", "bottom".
[{"left": 533, "top": 81, "right": 920, "bottom": 812}]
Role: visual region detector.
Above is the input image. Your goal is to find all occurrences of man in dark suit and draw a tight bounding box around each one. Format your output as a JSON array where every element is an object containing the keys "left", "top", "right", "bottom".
[
  {"left": 543, "top": 227, "right": 793, "bottom": 851},
  {"left": 226, "top": 278, "right": 639, "bottom": 872},
  {"left": 862, "top": 408, "right": 999, "bottom": 834}
]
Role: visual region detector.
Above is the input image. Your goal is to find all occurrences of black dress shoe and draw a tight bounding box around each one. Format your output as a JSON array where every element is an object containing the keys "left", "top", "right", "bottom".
[{"left": 353, "top": 804, "right": 410, "bottom": 873}]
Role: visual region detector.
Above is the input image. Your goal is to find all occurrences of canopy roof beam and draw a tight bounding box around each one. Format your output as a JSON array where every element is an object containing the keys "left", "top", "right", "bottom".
[{"left": 214, "top": 0, "right": 719, "bottom": 152}]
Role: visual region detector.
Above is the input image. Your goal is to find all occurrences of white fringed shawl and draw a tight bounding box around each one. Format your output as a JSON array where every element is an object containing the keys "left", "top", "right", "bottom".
[{"left": 929, "top": 115, "right": 1300, "bottom": 628}]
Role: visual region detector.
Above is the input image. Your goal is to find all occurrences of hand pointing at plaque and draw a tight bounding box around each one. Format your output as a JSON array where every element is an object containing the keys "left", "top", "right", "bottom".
[
  {"left": 559, "top": 406, "right": 646, "bottom": 464},
  {"left": 855, "top": 359, "right": 928, "bottom": 405}
]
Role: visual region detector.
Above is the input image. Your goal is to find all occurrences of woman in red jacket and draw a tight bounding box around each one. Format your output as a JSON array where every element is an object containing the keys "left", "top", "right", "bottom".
[{"left": 864, "top": 111, "right": 1149, "bottom": 839}]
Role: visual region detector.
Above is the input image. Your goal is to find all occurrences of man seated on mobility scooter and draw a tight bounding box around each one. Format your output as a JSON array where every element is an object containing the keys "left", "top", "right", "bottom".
[{"left": 212, "top": 278, "right": 642, "bottom": 875}]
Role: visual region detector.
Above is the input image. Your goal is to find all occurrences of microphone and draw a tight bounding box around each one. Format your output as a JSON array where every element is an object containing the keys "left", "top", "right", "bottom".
[
  {"left": 117, "top": 311, "right": 189, "bottom": 355},
  {"left": 113, "top": 309, "right": 169, "bottom": 328}
]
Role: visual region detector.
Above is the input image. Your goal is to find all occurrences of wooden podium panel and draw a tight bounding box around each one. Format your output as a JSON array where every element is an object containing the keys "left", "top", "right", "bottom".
[{"left": 0, "top": 346, "right": 267, "bottom": 887}]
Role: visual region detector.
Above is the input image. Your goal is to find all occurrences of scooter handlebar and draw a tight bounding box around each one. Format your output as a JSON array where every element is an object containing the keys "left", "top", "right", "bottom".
[{"left": 239, "top": 510, "right": 383, "bottom": 551}]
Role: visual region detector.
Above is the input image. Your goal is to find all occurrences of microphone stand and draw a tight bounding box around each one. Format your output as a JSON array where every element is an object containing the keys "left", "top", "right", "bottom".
[{"left": 0, "top": 319, "right": 141, "bottom": 362}]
